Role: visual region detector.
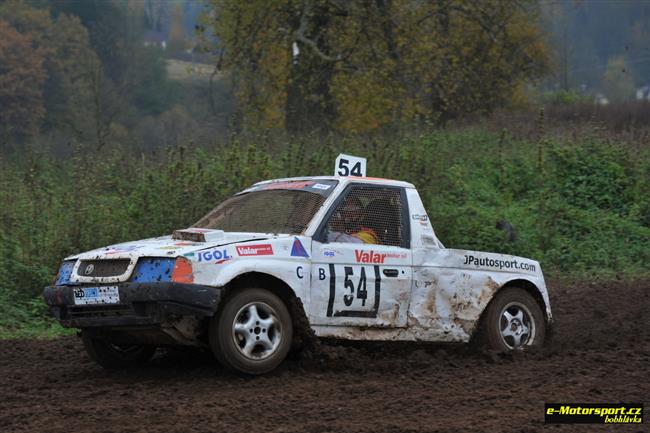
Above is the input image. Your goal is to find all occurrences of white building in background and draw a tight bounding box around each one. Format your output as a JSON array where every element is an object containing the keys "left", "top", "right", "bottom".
[
  {"left": 594, "top": 93, "right": 609, "bottom": 106},
  {"left": 635, "top": 85, "right": 650, "bottom": 101},
  {"left": 143, "top": 30, "right": 167, "bottom": 50}
]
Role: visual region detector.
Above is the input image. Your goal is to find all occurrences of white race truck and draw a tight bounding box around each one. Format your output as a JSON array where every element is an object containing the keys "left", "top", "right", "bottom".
[{"left": 44, "top": 175, "right": 552, "bottom": 374}]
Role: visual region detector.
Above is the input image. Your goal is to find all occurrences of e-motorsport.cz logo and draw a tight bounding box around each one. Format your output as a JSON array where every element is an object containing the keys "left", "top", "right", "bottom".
[
  {"left": 463, "top": 254, "right": 536, "bottom": 272},
  {"left": 545, "top": 403, "right": 643, "bottom": 424}
]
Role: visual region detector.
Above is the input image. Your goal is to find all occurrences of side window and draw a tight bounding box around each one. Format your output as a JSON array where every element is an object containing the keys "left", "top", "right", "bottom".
[{"left": 324, "top": 186, "right": 404, "bottom": 246}]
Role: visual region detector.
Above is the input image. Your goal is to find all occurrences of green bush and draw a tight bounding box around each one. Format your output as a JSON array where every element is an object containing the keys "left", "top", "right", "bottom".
[
  {"left": 541, "top": 90, "right": 591, "bottom": 105},
  {"left": 549, "top": 143, "right": 634, "bottom": 214}
]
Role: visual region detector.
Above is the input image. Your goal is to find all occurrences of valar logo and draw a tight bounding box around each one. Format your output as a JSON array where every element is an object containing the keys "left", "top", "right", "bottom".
[
  {"left": 355, "top": 250, "right": 386, "bottom": 264},
  {"left": 236, "top": 244, "right": 274, "bottom": 256}
]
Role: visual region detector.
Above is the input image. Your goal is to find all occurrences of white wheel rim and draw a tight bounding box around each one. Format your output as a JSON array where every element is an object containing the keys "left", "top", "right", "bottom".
[
  {"left": 232, "top": 302, "right": 282, "bottom": 360},
  {"left": 498, "top": 302, "right": 536, "bottom": 349}
]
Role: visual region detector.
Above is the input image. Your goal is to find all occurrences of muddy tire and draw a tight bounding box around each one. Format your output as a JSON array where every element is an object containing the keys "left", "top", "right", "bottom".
[
  {"left": 210, "top": 288, "right": 292, "bottom": 375},
  {"left": 81, "top": 332, "right": 156, "bottom": 369},
  {"left": 479, "top": 287, "right": 546, "bottom": 351}
]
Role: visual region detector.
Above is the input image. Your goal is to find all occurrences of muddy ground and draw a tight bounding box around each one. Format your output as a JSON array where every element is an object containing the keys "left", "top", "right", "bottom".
[{"left": 1, "top": 279, "right": 648, "bottom": 433}]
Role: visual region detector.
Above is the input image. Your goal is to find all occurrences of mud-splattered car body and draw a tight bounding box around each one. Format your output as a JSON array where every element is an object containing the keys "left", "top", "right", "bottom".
[{"left": 44, "top": 176, "right": 551, "bottom": 353}]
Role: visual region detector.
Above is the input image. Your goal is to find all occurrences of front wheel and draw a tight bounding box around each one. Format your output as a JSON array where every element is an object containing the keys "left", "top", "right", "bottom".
[
  {"left": 479, "top": 287, "right": 546, "bottom": 351},
  {"left": 210, "top": 288, "right": 293, "bottom": 375},
  {"left": 81, "top": 332, "right": 156, "bottom": 369}
]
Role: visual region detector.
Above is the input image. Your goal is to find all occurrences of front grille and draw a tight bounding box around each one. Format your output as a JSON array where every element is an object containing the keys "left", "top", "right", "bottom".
[
  {"left": 78, "top": 259, "right": 130, "bottom": 277},
  {"left": 67, "top": 305, "right": 135, "bottom": 319}
]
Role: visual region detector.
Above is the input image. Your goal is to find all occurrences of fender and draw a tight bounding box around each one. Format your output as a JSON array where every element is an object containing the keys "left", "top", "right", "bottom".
[
  {"left": 493, "top": 277, "right": 552, "bottom": 322},
  {"left": 409, "top": 265, "right": 551, "bottom": 342},
  {"left": 211, "top": 258, "right": 310, "bottom": 309}
]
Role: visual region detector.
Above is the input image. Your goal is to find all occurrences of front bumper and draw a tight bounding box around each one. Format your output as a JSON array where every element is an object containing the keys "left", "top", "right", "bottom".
[{"left": 43, "top": 282, "right": 222, "bottom": 328}]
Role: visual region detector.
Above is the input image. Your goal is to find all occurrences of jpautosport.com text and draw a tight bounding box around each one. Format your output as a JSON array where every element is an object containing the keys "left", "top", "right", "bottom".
[{"left": 463, "top": 255, "right": 536, "bottom": 272}]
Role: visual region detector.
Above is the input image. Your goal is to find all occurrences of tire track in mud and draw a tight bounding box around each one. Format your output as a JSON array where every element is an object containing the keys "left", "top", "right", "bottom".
[{"left": 1, "top": 279, "right": 648, "bottom": 433}]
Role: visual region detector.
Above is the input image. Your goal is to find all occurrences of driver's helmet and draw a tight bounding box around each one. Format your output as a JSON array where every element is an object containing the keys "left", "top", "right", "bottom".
[{"left": 331, "top": 196, "right": 363, "bottom": 232}]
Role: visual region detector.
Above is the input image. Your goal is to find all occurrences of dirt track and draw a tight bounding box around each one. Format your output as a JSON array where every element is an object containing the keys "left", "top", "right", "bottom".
[{"left": 1, "top": 279, "right": 648, "bottom": 433}]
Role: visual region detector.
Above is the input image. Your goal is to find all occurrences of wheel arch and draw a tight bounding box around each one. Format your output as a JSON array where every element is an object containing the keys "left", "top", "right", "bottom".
[
  {"left": 499, "top": 278, "right": 549, "bottom": 322},
  {"left": 470, "top": 278, "right": 551, "bottom": 344},
  {"left": 470, "top": 278, "right": 549, "bottom": 344},
  {"left": 218, "top": 271, "right": 312, "bottom": 345},
  {"left": 221, "top": 272, "right": 296, "bottom": 304}
]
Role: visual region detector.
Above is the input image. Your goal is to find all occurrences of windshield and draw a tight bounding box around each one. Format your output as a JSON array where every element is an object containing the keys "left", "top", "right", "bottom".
[{"left": 193, "top": 180, "right": 338, "bottom": 234}]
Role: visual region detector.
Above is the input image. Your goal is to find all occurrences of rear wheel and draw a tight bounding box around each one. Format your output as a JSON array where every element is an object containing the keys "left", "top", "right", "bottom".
[
  {"left": 81, "top": 332, "right": 156, "bottom": 369},
  {"left": 210, "top": 288, "right": 292, "bottom": 375},
  {"left": 479, "top": 287, "right": 546, "bottom": 351}
]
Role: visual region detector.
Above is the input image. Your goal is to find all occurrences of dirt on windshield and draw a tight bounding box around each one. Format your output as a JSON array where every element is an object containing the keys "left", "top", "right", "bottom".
[{"left": 1, "top": 278, "right": 648, "bottom": 433}]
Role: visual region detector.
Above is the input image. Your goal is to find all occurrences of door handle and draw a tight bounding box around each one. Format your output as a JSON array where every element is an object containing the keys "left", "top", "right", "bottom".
[{"left": 383, "top": 269, "right": 399, "bottom": 277}]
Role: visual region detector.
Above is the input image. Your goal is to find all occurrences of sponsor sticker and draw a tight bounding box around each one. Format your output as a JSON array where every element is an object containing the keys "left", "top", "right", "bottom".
[
  {"left": 463, "top": 254, "right": 536, "bottom": 272},
  {"left": 421, "top": 235, "right": 436, "bottom": 245},
  {"left": 103, "top": 245, "right": 142, "bottom": 255},
  {"left": 322, "top": 247, "right": 344, "bottom": 258},
  {"left": 354, "top": 250, "right": 407, "bottom": 264},
  {"left": 412, "top": 214, "right": 428, "bottom": 221},
  {"left": 312, "top": 183, "right": 331, "bottom": 190},
  {"left": 158, "top": 241, "right": 197, "bottom": 251},
  {"left": 236, "top": 244, "right": 274, "bottom": 256},
  {"left": 290, "top": 238, "right": 309, "bottom": 258},
  {"left": 262, "top": 181, "right": 314, "bottom": 190},
  {"left": 197, "top": 248, "right": 232, "bottom": 263}
]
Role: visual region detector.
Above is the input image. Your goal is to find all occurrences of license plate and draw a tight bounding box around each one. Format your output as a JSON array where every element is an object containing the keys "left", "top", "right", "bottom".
[{"left": 73, "top": 286, "right": 120, "bottom": 305}]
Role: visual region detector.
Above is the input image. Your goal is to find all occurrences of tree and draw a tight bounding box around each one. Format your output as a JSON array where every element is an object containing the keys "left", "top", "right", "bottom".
[
  {"left": 0, "top": 0, "right": 102, "bottom": 143},
  {"left": 602, "top": 56, "right": 636, "bottom": 102},
  {"left": 203, "top": 0, "right": 550, "bottom": 132},
  {"left": 48, "top": 0, "right": 132, "bottom": 84},
  {"left": 169, "top": 3, "right": 187, "bottom": 53},
  {"left": 0, "top": 19, "right": 47, "bottom": 144},
  {"left": 144, "top": 0, "right": 170, "bottom": 32}
]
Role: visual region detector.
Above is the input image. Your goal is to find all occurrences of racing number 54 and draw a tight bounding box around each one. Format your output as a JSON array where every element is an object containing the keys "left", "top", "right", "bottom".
[
  {"left": 327, "top": 264, "right": 381, "bottom": 318},
  {"left": 337, "top": 158, "right": 363, "bottom": 176},
  {"left": 343, "top": 266, "right": 368, "bottom": 307},
  {"left": 335, "top": 154, "right": 366, "bottom": 177}
]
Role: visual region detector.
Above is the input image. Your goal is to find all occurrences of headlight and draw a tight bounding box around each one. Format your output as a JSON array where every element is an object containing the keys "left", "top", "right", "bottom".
[
  {"left": 129, "top": 258, "right": 175, "bottom": 282},
  {"left": 54, "top": 261, "right": 75, "bottom": 285},
  {"left": 128, "top": 257, "right": 194, "bottom": 283}
]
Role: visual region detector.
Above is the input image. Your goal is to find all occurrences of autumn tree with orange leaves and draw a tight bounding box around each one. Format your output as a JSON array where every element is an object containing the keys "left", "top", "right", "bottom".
[
  {"left": 0, "top": 20, "right": 47, "bottom": 142},
  {"left": 0, "top": 1, "right": 107, "bottom": 149}
]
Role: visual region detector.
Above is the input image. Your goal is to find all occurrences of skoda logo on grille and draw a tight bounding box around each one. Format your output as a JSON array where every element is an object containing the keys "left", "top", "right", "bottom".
[{"left": 84, "top": 264, "right": 95, "bottom": 275}]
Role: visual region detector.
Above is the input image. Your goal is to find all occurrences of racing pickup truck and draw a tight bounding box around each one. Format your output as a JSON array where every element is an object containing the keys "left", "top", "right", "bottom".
[{"left": 44, "top": 176, "right": 552, "bottom": 374}]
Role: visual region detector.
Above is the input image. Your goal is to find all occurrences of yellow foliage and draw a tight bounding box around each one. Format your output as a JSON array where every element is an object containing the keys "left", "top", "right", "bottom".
[{"left": 204, "top": 0, "right": 550, "bottom": 132}]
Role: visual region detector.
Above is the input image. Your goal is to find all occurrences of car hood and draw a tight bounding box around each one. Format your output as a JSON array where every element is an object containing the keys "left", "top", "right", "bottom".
[{"left": 67, "top": 230, "right": 280, "bottom": 261}]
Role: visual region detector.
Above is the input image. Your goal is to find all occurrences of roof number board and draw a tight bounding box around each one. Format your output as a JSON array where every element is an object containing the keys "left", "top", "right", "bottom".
[{"left": 335, "top": 153, "right": 366, "bottom": 177}]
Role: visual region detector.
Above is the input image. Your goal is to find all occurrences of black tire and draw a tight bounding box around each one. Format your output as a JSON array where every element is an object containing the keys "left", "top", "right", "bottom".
[
  {"left": 479, "top": 287, "right": 546, "bottom": 351},
  {"left": 210, "top": 288, "right": 293, "bottom": 375},
  {"left": 81, "top": 332, "right": 156, "bottom": 369}
]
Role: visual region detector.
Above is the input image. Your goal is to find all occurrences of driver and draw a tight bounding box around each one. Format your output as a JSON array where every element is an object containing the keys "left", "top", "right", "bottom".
[{"left": 327, "top": 196, "right": 379, "bottom": 244}]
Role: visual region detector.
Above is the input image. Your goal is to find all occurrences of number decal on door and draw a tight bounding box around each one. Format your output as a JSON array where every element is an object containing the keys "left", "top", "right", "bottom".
[
  {"left": 343, "top": 266, "right": 367, "bottom": 307},
  {"left": 326, "top": 264, "right": 380, "bottom": 318}
]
